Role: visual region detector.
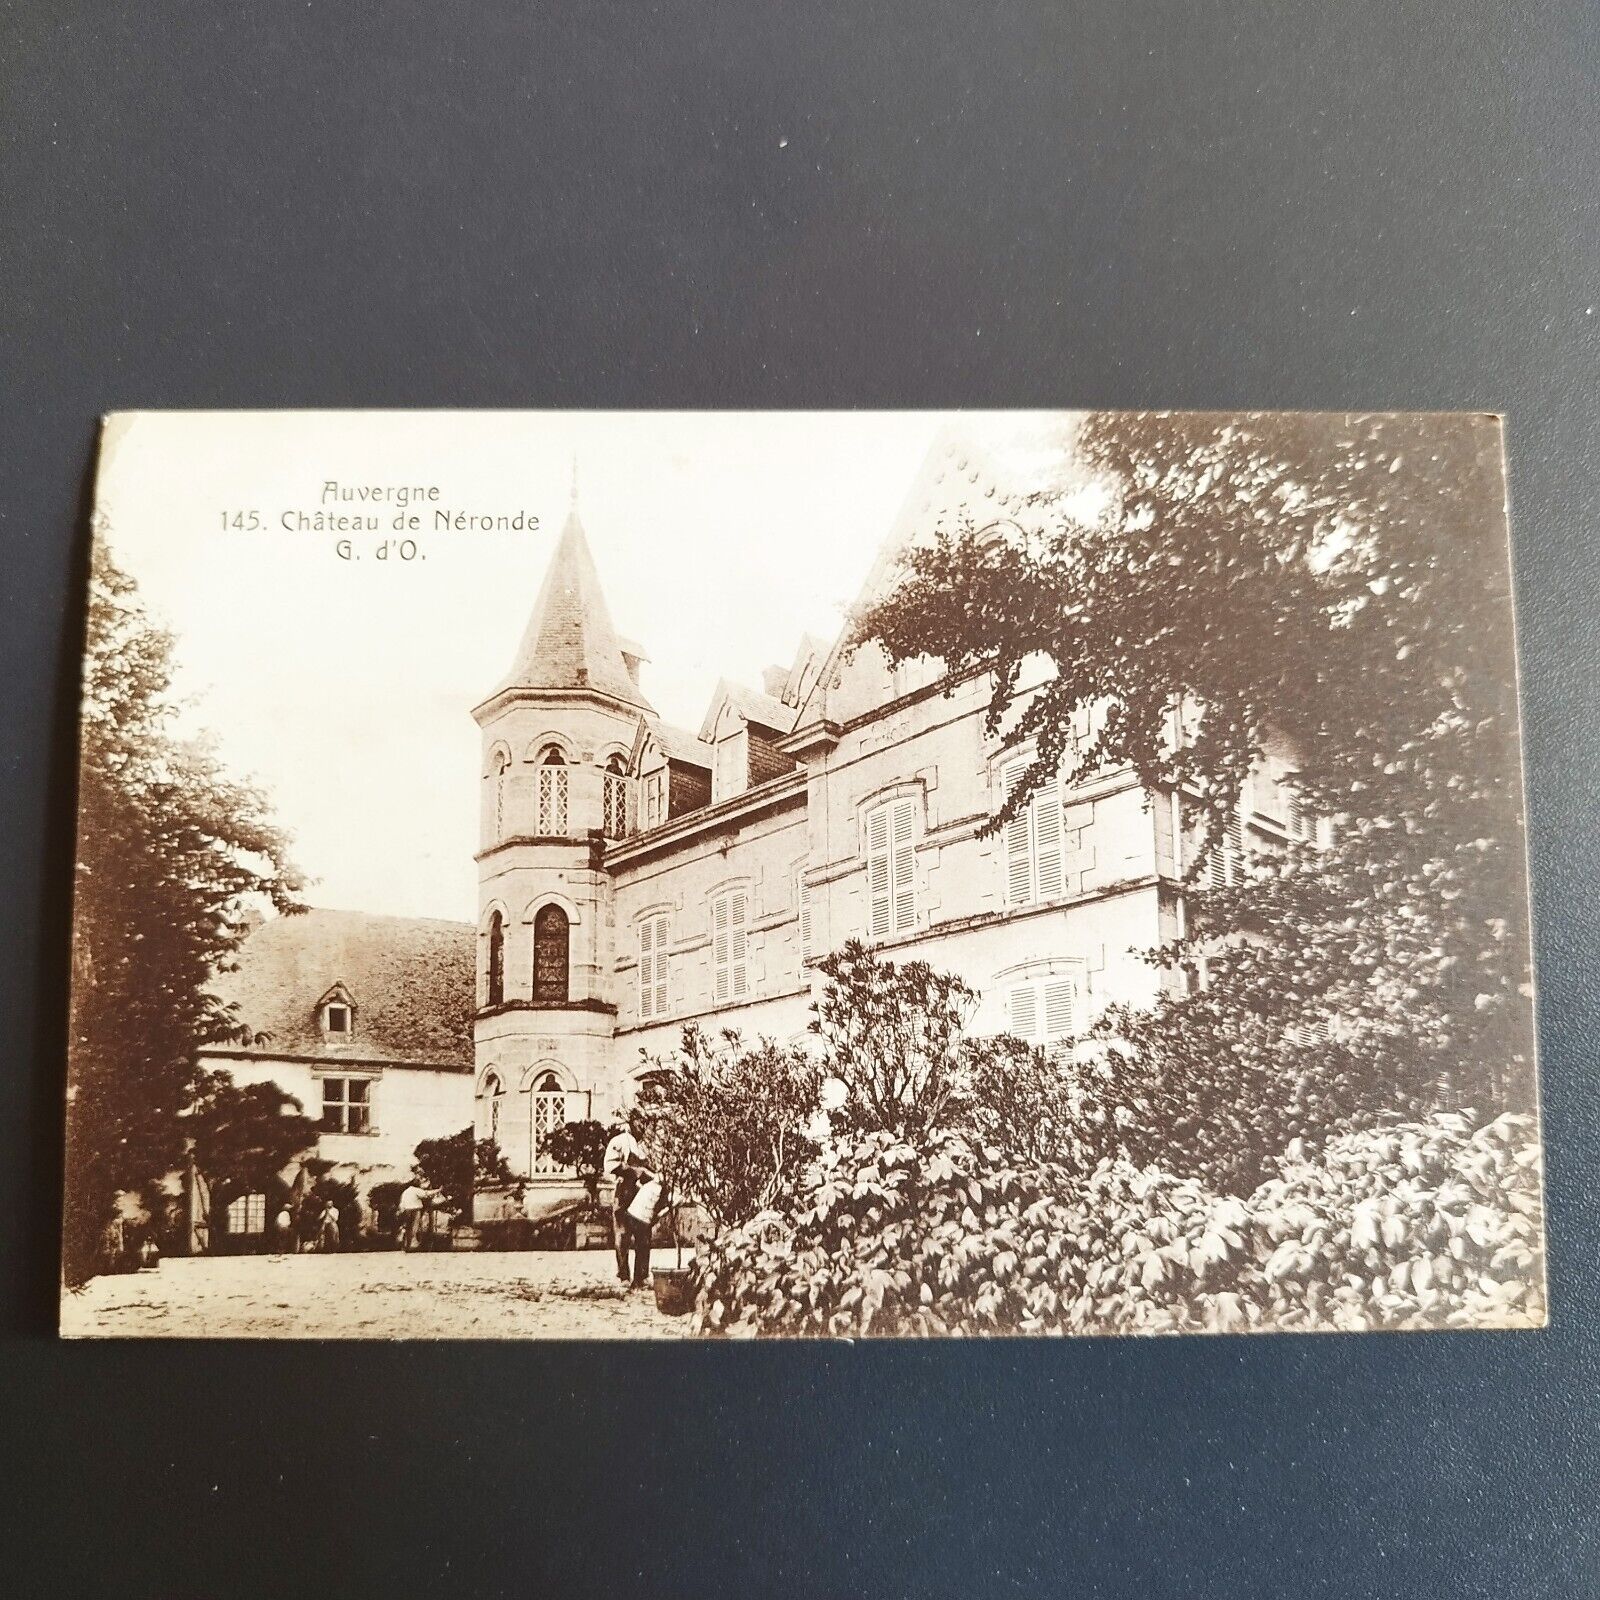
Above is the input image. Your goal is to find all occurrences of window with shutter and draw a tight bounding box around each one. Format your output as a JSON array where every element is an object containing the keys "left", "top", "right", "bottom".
[
  {"left": 799, "top": 873, "right": 815, "bottom": 960},
  {"left": 1043, "top": 979, "right": 1075, "bottom": 1041},
  {"left": 1006, "top": 972, "right": 1080, "bottom": 1052},
  {"left": 710, "top": 891, "right": 749, "bottom": 1002},
  {"left": 729, "top": 890, "right": 749, "bottom": 998},
  {"left": 638, "top": 914, "right": 670, "bottom": 1020},
  {"left": 712, "top": 894, "right": 730, "bottom": 1002},
  {"left": 1205, "top": 809, "right": 1248, "bottom": 887},
  {"left": 866, "top": 798, "right": 917, "bottom": 938},
  {"left": 1001, "top": 760, "right": 1065, "bottom": 907},
  {"left": 1007, "top": 984, "right": 1039, "bottom": 1040}
]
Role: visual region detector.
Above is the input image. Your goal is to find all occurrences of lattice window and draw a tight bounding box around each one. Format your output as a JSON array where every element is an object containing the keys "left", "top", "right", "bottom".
[
  {"left": 486, "top": 911, "right": 505, "bottom": 1008},
  {"left": 638, "top": 913, "right": 670, "bottom": 1020},
  {"left": 711, "top": 889, "right": 750, "bottom": 1003},
  {"left": 226, "top": 1193, "right": 266, "bottom": 1234},
  {"left": 532, "top": 904, "right": 569, "bottom": 1004},
  {"left": 477, "top": 1072, "right": 505, "bottom": 1144},
  {"left": 1001, "top": 759, "right": 1064, "bottom": 907},
  {"left": 602, "top": 769, "right": 630, "bottom": 839},
  {"left": 866, "top": 798, "right": 917, "bottom": 938},
  {"left": 529, "top": 1072, "right": 568, "bottom": 1177},
  {"left": 491, "top": 748, "right": 510, "bottom": 840},
  {"left": 536, "top": 753, "right": 568, "bottom": 836}
]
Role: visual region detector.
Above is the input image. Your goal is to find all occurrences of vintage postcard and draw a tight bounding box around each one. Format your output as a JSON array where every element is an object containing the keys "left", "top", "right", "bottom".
[{"left": 60, "top": 410, "right": 1544, "bottom": 1339}]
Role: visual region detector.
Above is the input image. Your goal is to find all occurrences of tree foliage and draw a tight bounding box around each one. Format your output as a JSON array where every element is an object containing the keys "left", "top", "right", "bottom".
[
  {"left": 855, "top": 412, "right": 1533, "bottom": 1180},
  {"left": 693, "top": 1112, "right": 1543, "bottom": 1338},
  {"left": 64, "top": 545, "right": 304, "bottom": 1284},
  {"left": 412, "top": 1126, "right": 513, "bottom": 1217},
  {"left": 811, "top": 940, "right": 980, "bottom": 1143},
  {"left": 187, "top": 1069, "right": 320, "bottom": 1200},
  {"left": 636, "top": 1027, "right": 822, "bottom": 1235},
  {"left": 540, "top": 1119, "right": 618, "bottom": 1203}
]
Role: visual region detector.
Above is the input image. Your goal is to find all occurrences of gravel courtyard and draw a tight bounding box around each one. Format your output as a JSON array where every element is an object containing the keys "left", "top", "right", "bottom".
[{"left": 60, "top": 1249, "right": 697, "bottom": 1340}]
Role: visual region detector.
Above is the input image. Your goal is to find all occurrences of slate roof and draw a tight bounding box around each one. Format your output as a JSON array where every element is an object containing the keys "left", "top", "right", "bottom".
[
  {"left": 645, "top": 716, "right": 714, "bottom": 770},
  {"left": 495, "top": 507, "right": 653, "bottom": 711},
  {"left": 699, "top": 679, "right": 800, "bottom": 741},
  {"left": 206, "top": 909, "right": 475, "bottom": 1069}
]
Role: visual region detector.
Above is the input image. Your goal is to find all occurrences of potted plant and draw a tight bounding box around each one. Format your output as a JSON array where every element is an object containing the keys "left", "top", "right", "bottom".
[{"left": 650, "top": 1188, "right": 694, "bottom": 1316}]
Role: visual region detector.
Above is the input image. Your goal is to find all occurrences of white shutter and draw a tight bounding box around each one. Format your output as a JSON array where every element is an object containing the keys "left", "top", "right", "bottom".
[
  {"left": 1002, "top": 762, "right": 1034, "bottom": 905},
  {"left": 798, "top": 876, "right": 813, "bottom": 958},
  {"left": 867, "top": 806, "right": 892, "bottom": 938},
  {"left": 1007, "top": 983, "right": 1039, "bottom": 1040},
  {"left": 713, "top": 895, "right": 730, "bottom": 1002},
  {"left": 1043, "top": 979, "right": 1075, "bottom": 1042},
  {"left": 1228, "top": 810, "right": 1245, "bottom": 879},
  {"left": 1034, "top": 786, "right": 1064, "bottom": 901},
  {"left": 729, "top": 891, "right": 749, "bottom": 998},
  {"left": 891, "top": 799, "right": 916, "bottom": 933},
  {"left": 652, "top": 916, "right": 669, "bottom": 1017},
  {"left": 638, "top": 918, "right": 656, "bottom": 1018}
]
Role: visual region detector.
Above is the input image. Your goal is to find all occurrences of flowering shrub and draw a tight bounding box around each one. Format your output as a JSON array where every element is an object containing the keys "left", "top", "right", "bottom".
[{"left": 692, "top": 1111, "right": 1544, "bottom": 1337}]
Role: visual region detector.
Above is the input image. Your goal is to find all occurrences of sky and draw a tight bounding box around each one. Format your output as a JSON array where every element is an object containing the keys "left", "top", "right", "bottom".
[{"left": 94, "top": 410, "right": 1081, "bottom": 921}]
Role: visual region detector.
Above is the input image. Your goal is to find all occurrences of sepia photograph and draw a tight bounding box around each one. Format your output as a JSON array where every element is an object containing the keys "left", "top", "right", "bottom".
[{"left": 60, "top": 408, "right": 1544, "bottom": 1340}]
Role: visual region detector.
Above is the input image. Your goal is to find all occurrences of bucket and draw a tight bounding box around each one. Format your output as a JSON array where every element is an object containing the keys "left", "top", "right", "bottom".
[
  {"left": 627, "top": 1178, "right": 664, "bottom": 1226},
  {"left": 652, "top": 1266, "right": 694, "bottom": 1317}
]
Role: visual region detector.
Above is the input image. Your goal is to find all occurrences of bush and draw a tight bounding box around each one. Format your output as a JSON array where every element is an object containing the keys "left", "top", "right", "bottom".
[
  {"left": 412, "top": 1127, "right": 513, "bottom": 1217},
  {"left": 637, "top": 1027, "right": 822, "bottom": 1236},
  {"left": 692, "top": 1111, "right": 1544, "bottom": 1337},
  {"left": 541, "top": 1120, "right": 617, "bottom": 1202}
]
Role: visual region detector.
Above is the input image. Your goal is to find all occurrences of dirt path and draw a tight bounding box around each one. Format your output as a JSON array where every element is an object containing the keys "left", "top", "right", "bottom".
[{"left": 60, "top": 1248, "right": 696, "bottom": 1340}]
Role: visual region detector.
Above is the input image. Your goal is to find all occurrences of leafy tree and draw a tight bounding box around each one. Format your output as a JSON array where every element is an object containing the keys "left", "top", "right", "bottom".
[
  {"left": 64, "top": 546, "right": 304, "bottom": 1284},
  {"left": 636, "top": 1027, "right": 822, "bottom": 1235},
  {"left": 412, "top": 1126, "right": 514, "bottom": 1217},
  {"left": 187, "top": 1069, "right": 320, "bottom": 1201},
  {"left": 541, "top": 1119, "right": 617, "bottom": 1203},
  {"left": 959, "top": 1033, "right": 1119, "bottom": 1172},
  {"left": 855, "top": 413, "right": 1533, "bottom": 1185},
  {"left": 811, "top": 940, "right": 976, "bottom": 1142}
]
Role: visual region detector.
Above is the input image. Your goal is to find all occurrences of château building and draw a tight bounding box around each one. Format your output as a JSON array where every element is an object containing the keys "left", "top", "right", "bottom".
[
  {"left": 201, "top": 428, "right": 1306, "bottom": 1225},
  {"left": 469, "top": 431, "right": 1306, "bottom": 1185}
]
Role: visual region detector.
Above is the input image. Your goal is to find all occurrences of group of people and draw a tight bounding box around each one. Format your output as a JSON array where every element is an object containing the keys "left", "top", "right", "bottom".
[{"left": 267, "top": 1196, "right": 345, "bottom": 1255}]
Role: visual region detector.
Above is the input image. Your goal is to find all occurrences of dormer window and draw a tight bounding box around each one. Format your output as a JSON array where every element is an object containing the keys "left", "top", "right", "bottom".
[
  {"left": 713, "top": 730, "right": 747, "bottom": 803},
  {"left": 318, "top": 986, "right": 357, "bottom": 1039}
]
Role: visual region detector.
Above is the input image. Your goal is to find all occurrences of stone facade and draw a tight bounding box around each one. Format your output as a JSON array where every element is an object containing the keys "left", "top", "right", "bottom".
[{"left": 471, "top": 433, "right": 1301, "bottom": 1185}]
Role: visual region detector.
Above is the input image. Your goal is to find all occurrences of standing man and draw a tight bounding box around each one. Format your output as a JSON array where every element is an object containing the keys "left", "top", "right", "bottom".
[
  {"left": 603, "top": 1111, "right": 654, "bottom": 1289},
  {"left": 397, "top": 1179, "right": 426, "bottom": 1251}
]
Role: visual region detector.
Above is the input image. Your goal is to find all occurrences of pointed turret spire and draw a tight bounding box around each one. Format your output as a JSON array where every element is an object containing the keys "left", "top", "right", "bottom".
[{"left": 496, "top": 503, "right": 653, "bottom": 710}]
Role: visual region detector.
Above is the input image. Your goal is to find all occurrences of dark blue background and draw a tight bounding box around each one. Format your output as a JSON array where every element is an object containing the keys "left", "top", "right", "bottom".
[{"left": 3, "top": 4, "right": 1595, "bottom": 1595}]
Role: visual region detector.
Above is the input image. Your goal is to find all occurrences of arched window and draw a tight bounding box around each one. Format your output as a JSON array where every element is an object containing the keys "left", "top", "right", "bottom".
[
  {"left": 486, "top": 911, "right": 505, "bottom": 1008},
  {"left": 491, "top": 747, "right": 511, "bottom": 841},
  {"left": 532, "top": 904, "right": 570, "bottom": 1003},
  {"left": 529, "top": 1069, "right": 569, "bottom": 1177},
  {"left": 477, "top": 1071, "right": 505, "bottom": 1145},
  {"left": 536, "top": 747, "right": 568, "bottom": 836},
  {"left": 602, "top": 752, "right": 630, "bottom": 840}
]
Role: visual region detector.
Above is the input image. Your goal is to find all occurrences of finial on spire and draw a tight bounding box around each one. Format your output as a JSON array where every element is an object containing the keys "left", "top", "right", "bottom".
[{"left": 569, "top": 453, "right": 579, "bottom": 509}]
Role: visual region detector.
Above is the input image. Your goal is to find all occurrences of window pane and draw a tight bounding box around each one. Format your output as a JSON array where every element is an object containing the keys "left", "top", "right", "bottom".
[{"left": 348, "top": 1079, "right": 369, "bottom": 1103}]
